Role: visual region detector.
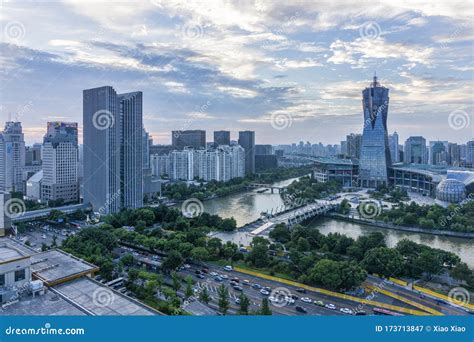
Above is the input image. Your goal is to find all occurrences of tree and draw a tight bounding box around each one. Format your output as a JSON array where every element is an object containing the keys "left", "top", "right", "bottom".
[
  {"left": 171, "top": 272, "right": 182, "bottom": 292},
  {"left": 238, "top": 293, "right": 250, "bottom": 315},
  {"left": 185, "top": 279, "right": 193, "bottom": 299},
  {"left": 162, "top": 250, "right": 183, "bottom": 273},
  {"left": 220, "top": 217, "right": 237, "bottom": 231},
  {"left": 120, "top": 253, "right": 134, "bottom": 267},
  {"left": 191, "top": 247, "right": 210, "bottom": 263},
  {"left": 362, "top": 247, "right": 404, "bottom": 277},
  {"left": 199, "top": 287, "right": 210, "bottom": 304},
  {"left": 259, "top": 298, "right": 272, "bottom": 315},
  {"left": 217, "top": 284, "right": 230, "bottom": 315},
  {"left": 269, "top": 223, "right": 291, "bottom": 243}
]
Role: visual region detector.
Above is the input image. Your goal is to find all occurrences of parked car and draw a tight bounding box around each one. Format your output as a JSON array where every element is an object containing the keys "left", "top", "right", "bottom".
[
  {"left": 224, "top": 265, "right": 233, "bottom": 271},
  {"left": 233, "top": 286, "right": 243, "bottom": 291},
  {"left": 196, "top": 274, "right": 205, "bottom": 279}
]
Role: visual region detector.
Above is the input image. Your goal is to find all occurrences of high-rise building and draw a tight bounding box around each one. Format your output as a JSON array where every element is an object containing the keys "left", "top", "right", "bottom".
[
  {"left": 41, "top": 122, "right": 79, "bottom": 204},
  {"left": 448, "top": 143, "right": 461, "bottom": 166},
  {"left": 466, "top": 140, "right": 474, "bottom": 164},
  {"left": 389, "top": 131, "right": 399, "bottom": 163},
  {"left": 25, "top": 143, "right": 42, "bottom": 166},
  {"left": 359, "top": 75, "right": 391, "bottom": 187},
  {"left": 0, "top": 192, "right": 12, "bottom": 236},
  {"left": 83, "top": 86, "right": 121, "bottom": 214},
  {"left": 119, "top": 91, "right": 143, "bottom": 210},
  {"left": 255, "top": 144, "right": 273, "bottom": 155},
  {"left": 340, "top": 141, "right": 348, "bottom": 156},
  {"left": 404, "top": 136, "right": 427, "bottom": 164},
  {"left": 429, "top": 141, "right": 448, "bottom": 165},
  {"left": 172, "top": 130, "right": 206, "bottom": 150},
  {"left": 346, "top": 133, "right": 362, "bottom": 159},
  {"left": 0, "top": 122, "right": 26, "bottom": 193},
  {"left": 142, "top": 129, "right": 150, "bottom": 170},
  {"left": 238, "top": 131, "right": 255, "bottom": 175},
  {"left": 214, "top": 131, "right": 230, "bottom": 146}
]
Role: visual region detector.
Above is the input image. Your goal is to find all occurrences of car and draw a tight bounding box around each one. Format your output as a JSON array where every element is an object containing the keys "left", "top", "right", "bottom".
[
  {"left": 314, "top": 300, "right": 324, "bottom": 307},
  {"left": 231, "top": 277, "right": 239, "bottom": 283},
  {"left": 201, "top": 268, "right": 209, "bottom": 274},
  {"left": 210, "top": 272, "right": 218, "bottom": 277},
  {"left": 252, "top": 283, "right": 262, "bottom": 289},
  {"left": 291, "top": 294, "right": 299, "bottom": 300},
  {"left": 196, "top": 274, "right": 205, "bottom": 279},
  {"left": 300, "top": 297, "right": 312, "bottom": 303},
  {"left": 224, "top": 265, "right": 233, "bottom": 271},
  {"left": 340, "top": 308, "right": 354, "bottom": 315},
  {"left": 195, "top": 270, "right": 202, "bottom": 275},
  {"left": 325, "top": 303, "right": 336, "bottom": 310},
  {"left": 355, "top": 310, "right": 367, "bottom": 316},
  {"left": 184, "top": 264, "right": 191, "bottom": 269},
  {"left": 220, "top": 274, "right": 229, "bottom": 280},
  {"left": 260, "top": 289, "right": 270, "bottom": 296},
  {"left": 285, "top": 297, "right": 295, "bottom": 305},
  {"left": 214, "top": 276, "right": 223, "bottom": 282},
  {"left": 296, "top": 288, "right": 306, "bottom": 293},
  {"left": 235, "top": 298, "right": 241, "bottom": 304},
  {"left": 295, "top": 306, "right": 307, "bottom": 313},
  {"left": 242, "top": 280, "right": 250, "bottom": 286},
  {"left": 263, "top": 286, "right": 271, "bottom": 292},
  {"left": 233, "top": 286, "right": 243, "bottom": 291},
  {"left": 41, "top": 234, "right": 46, "bottom": 239}
]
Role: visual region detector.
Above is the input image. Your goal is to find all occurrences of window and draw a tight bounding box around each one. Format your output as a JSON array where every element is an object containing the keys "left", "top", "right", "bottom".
[
  {"left": 0, "top": 274, "right": 4, "bottom": 286},
  {"left": 14, "top": 269, "right": 26, "bottom": 282}
]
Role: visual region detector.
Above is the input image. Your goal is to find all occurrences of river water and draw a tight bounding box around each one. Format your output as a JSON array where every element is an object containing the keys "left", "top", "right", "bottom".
[{"left": 203, "top": 177, "right": 473, "bottom": 268}]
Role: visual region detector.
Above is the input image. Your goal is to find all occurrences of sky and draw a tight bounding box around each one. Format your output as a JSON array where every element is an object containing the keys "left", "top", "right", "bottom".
[{"left": 1, "top": 0, "right": 473, "bottom": 146}]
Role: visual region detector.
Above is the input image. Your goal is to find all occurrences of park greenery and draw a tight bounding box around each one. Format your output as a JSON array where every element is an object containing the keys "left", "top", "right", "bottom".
[
  {"left": 284, "top": 176, "right": 341, "bottom": 201},
  {"left": 376, "top": 200, "right": 474, "bottom": 233}
]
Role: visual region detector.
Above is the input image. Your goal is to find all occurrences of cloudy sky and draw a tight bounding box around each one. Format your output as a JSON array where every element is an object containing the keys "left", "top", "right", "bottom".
[{"left": 1, "top": 0, "right": 473, "bottom": 145}]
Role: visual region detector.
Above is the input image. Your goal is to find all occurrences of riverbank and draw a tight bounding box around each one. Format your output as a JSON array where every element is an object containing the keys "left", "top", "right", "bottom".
[{"left": 325, "top": 213, "right": 474, "bottom": 239}]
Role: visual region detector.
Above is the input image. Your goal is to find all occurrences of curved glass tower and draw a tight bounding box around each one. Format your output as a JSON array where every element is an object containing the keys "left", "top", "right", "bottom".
[{"left": 359, "top": 75, "right": 391, "bottom": 188}]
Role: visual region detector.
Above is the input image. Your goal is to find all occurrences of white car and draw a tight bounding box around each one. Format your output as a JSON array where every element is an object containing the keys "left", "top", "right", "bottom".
[
  {"left": 210, "top": 272, "right": 218, "bottom": 277},
  {"left": 260, "top": 289, "right": 270, "bottom": 296},
  {"left": 224, "top": 265, "right": 233, "bottom": 271},
  {"left": 340, "top": 308, "right": 354, "bottom": 315},
  {"left": 325, "top": 303, "right": 336, "bottom": 310},
  {"left": 235, "top": 298, "right": 240, "bottom": 304},
  {"left": 220, "top": 274, "right": 229, "bottom": 279},
  {"left": 184, "top": 264, "right": 191, "bottom": 269},
  {"left": 285, "top": 297, "right": 296, "bottom": 304},
  {"left": 300, "top": 297, "right": 312, "bottom": 303}
]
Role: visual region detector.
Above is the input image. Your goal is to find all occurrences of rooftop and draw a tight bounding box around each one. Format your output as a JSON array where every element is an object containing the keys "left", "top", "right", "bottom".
[
  {"left": 30, "top": 249, "right": 99, "bottom": 286},
  {"left": 313, "top": 157, "right": 358, "bottom": 165},
  {"left": 53, "top": 277, "right": 160, "bottom": 316},
  {"left": 0, "top": 238, "right": 35, "bottom": 263}
]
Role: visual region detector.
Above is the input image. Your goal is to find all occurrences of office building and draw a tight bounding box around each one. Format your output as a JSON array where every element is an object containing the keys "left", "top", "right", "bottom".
[
  {"left": 172, "top": 130, "right": 206, "bottom": 150},
  {"left": 448, "top": 143, "right": 461, "bottom": 166},
  {"left": 404, "top": 136, "right": 427, "bottom": 164},
  {"left": 119, "top": 91, "right": 143, "bottom": 210},
  {"left": 214, "top": 131, "right": 230, "bottom": 146},
  {"left": 25, "top": 143, "right": 42, "bottom": 166},
  {"left": 429, "top": 141, "right": 448, "bottom": 165},
  {"left": 41, "top": 122, "right": 79, "bottom": 204},
  {"left": 389, "top": 131, "right": 399, "bottom": 163},
  {"left": 0, "top": 192, "right": 12, "bottom": 237},
  {"left": 466, "top": 140, "right": 474, "bottom": 163},
  {"left": 0, "top": 122, "right": 26, "bottom": 193},
  {"left": 238, "top": 131, "right": 255, "bottom": 175},
  {"left": 143, "top": 129, "right": 150, "bottom": 170},
  {"left": 346, "top": 133, "right": 362, "bottom": 159},
  {"left": 255, "top": 144, "right": 273, "bottom": 155},
  {"left": 359, "top": 75, "right": 391, "bottom": 187},
  {"left": 83, "top": 86, "right": 122, "bottom": 214}
]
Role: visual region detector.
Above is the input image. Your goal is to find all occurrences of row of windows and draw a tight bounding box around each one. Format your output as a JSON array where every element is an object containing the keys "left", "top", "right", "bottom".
[{"left": 0, "top": 269, "right": 26, "bottom": 286}]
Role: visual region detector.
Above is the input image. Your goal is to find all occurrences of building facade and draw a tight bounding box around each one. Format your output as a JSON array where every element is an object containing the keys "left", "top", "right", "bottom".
[
  {"left": 346, "top": 133, "right": 362, "bottom": 159},
  {"left": 389, "top": 131, "right": 399, "bottom": 163},
  {"left": 172, "top": 130, "right": 206, "bottom": 150},
  {"left": 41, "top": 122, "right": 79, "bottom": 204},
  {"left": 213, "top": 131, "right": 230, "bottom": 146},
  {"left": 238, "top": 131, "right": 255, "bottom": 175},
  {"left": 404, "top": 136, "right": 427, "bottom": 164},
  {"left": 0, "top": 122, "right": 26, "bottom": 193},
  {"left": 359, "top": 75, "right": 391, "bottom": 187}
]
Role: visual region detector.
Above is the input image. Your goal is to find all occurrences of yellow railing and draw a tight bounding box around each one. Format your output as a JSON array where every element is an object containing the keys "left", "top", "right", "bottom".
[
  {"left": 235, "top": 267, "right": 430, "bottom": 315},
  {"left": 413, "top": 285, "right": 474, "bottom": 311}
]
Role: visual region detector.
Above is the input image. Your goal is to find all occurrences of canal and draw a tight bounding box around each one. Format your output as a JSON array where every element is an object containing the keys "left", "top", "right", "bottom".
[{"left": 203, "top": 177, "right": 474, "bottom": 268}]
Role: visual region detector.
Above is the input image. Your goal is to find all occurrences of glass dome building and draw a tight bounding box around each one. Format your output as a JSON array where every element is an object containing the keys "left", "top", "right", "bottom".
[{"left": 436, "top": 179, "right": 466, "bottom": 203}]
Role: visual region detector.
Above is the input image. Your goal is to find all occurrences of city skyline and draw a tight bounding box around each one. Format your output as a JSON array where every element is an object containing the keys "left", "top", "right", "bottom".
[{"left": 1, "top": 1, "right": 473, "bottom": 145}]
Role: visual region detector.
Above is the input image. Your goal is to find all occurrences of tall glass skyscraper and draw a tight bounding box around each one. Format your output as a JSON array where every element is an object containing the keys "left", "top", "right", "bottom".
[
  {"left": 359, "top": 75, "right": 391, "bottom": 188},
  {"left": 83, "top": 86, "right": 143, "bottom": 214},
  {"left": 238, "top": 131, "right": 255, "bottom": 175}
]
